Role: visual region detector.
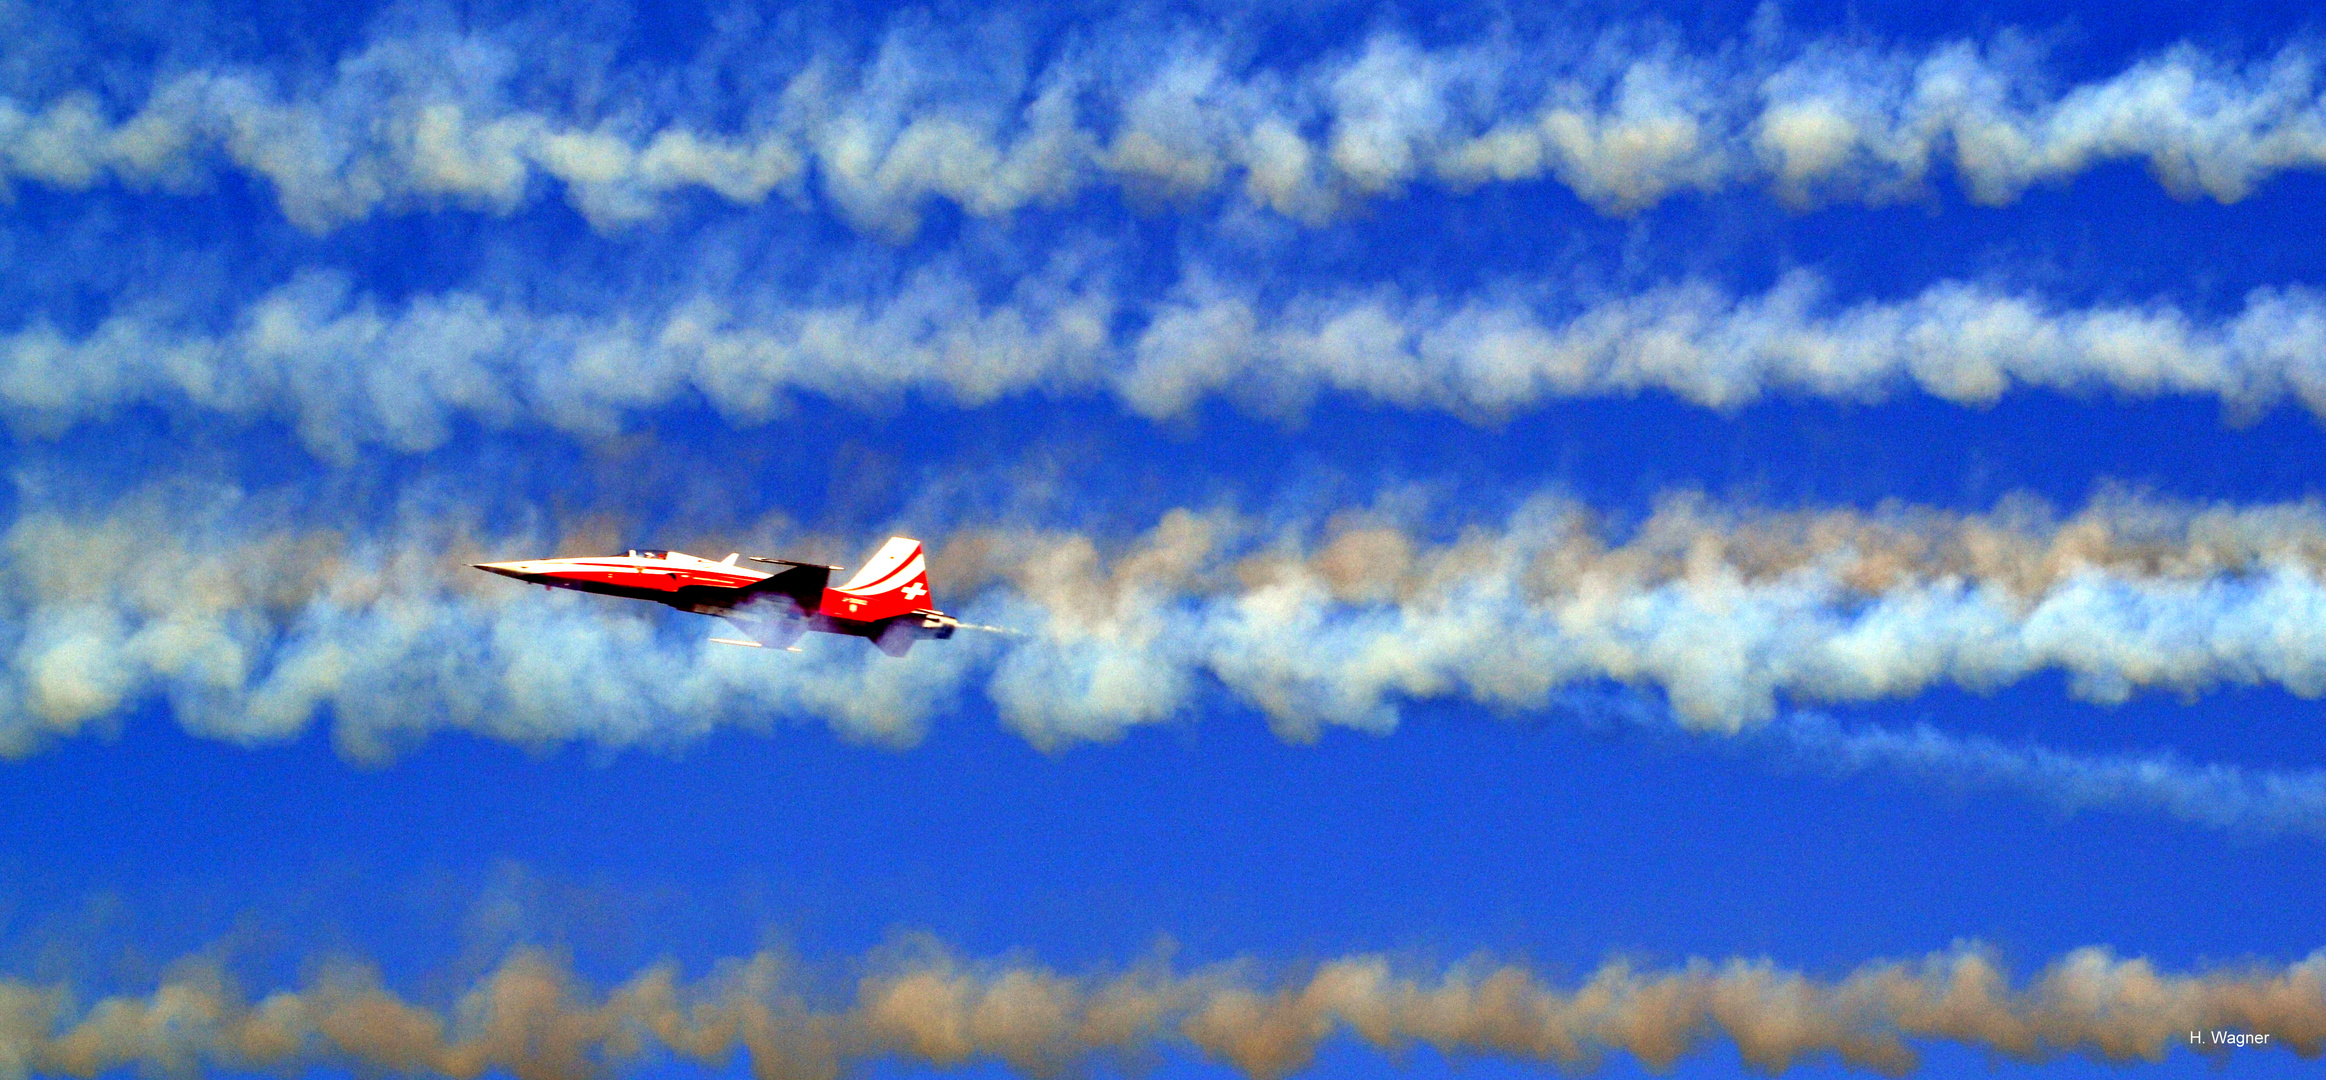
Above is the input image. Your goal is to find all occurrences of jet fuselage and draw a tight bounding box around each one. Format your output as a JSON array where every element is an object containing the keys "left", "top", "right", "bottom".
[{"left": 473, "top": 539, "right": 957, "bottom": 654}]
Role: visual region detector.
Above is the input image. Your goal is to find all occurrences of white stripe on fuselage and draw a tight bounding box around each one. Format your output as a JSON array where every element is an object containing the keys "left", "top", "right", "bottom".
[{"left": 532, "top": 551, "right": 769, "bottom": 587}]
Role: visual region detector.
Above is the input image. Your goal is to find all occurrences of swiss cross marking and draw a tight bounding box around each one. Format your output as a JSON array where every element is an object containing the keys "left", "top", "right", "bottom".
[{"left": 903, "top": 582, "right": 926, "bottom": 600}]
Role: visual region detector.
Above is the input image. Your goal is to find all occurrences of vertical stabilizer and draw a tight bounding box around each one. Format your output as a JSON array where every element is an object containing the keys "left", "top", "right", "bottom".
[{"left": 821, "top": 537, "right": 932, "bottom": 622}]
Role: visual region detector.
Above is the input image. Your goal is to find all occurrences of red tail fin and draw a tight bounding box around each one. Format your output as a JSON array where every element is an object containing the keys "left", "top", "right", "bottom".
[{"left": 819, "top": 537, "right": 931, "bottom": 622}]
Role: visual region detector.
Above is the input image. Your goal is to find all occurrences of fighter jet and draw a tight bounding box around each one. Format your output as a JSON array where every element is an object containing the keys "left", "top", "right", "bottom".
[{"left": 473, "top": 536, "right": 959, "bottom": 655}]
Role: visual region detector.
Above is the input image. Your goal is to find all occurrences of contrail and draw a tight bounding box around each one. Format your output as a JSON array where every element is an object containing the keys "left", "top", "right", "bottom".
[
  {"left": 14, "top": 266, "right": 2326, "bottom": 458},
  {"left": 0, "top": 941, "right": 2315, "bottom": 1080},
  {"left": 7, "top": 11, "right": 2326, "bottom": 231}
]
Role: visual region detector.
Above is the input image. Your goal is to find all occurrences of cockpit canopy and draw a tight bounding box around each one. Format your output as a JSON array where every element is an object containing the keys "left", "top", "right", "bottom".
[{"left": 631, "top": 549, "right": 670, "bottom": 559}]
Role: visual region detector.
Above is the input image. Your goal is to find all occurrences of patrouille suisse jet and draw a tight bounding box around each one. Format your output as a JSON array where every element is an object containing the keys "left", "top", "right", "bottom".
[{"left": 473, "top": 537, "right": 959, "bottom": 655}]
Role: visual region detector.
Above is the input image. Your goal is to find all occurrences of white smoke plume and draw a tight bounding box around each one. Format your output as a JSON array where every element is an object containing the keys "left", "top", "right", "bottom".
[
  {"left": 10, "top": 267, "right": 2326, "bottom": 459},
  {"left": 13, "top": 476, "right": 2326, "bottom": 776},
  {"left": 0, "top": 476, "right": 1004, "bottom": 760},
  {"left": 1760, "top": 711, "right": 2326, "bottom": 837},
  {"left": 0, "top": 260, "right": 1120, "bottom": 460},
  {"left": 1514, "top": 687, "right": 2326, "bottom": 836},
  {"left": 6, "top": 13, "right": 2326, "bottom": 232},
  {"left": 0, "top": 940, "right": 2316, "bottom": 1079},
  {"left": 960, "top": 489, "right": 2326, "bottom": 746}
]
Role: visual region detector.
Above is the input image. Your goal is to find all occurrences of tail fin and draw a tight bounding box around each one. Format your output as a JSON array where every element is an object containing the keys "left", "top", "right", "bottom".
[{"left": 820, "top": 537, "right": 932, "bottom": 622}]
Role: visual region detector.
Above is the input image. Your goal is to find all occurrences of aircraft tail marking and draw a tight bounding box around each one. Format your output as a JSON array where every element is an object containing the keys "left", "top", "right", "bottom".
[{"left": 822, "top": 537, "right": 932, "bottom": 622}]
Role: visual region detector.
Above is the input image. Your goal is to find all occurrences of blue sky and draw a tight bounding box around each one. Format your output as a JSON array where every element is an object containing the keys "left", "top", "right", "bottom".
[{"left": 2, "top": 0, "right": 2325, "bottom": 1076}]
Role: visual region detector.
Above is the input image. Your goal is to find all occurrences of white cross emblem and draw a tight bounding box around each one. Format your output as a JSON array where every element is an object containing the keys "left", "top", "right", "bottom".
[{"left": 903, "top": 582, "right": 926, "bottom": 600}]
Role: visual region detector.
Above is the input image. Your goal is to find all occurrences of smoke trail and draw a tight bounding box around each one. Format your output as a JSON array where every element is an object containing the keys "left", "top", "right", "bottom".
[
  {"left": 0, "top": 941, "right": 2315, "bottom": 1079},
  {"left": 1521, "top": 688, "right": 2326, "bottom": 837},
  {"left": 1759, "top": 712, "right": 2326, "bottom": 837},
  {"left": 7, "top": 12, "right": 2326, "bottom": 232},
  {"left": 16, "top": 475, "right": 2326, "bottom": 833},
  {"left": 966, "top": 491, "right": 2326, "bottom": 745},
  {"left": 15, "top": 477, "right": 2326, "bottom": 766},
  {"left": 12, "top": 267, "right": 2326, "bottom": 458}
]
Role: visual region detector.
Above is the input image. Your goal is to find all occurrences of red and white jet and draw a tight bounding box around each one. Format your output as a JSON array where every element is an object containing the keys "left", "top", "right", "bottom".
[{"left": 473, "top": 536, "right": 959, "bottom": 655}]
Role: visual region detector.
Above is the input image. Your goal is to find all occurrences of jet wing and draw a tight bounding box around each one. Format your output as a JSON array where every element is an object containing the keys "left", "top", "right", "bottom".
[
  {"left": 718, "top": 595, "right": 809, "bottom": 650},
  {"left": 738, "top": 560, "right": 834, "bottom": 613}
]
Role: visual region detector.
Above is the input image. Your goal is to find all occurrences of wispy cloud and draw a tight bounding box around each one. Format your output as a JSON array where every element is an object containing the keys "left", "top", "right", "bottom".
[
  {"left": 7, "top": 12, "right": 2326, "bottom": 232},
  {"left": 0, "top": 940, "right": 2316, "bottom": 1079},
  {"left": 12, "top": 265, "right": 2326, "bottom": 459}
]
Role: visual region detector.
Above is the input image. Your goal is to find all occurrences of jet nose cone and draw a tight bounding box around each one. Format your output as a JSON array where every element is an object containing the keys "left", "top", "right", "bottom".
[{"left": 473, "top": 561, "right": 534, "bottom": 580}]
